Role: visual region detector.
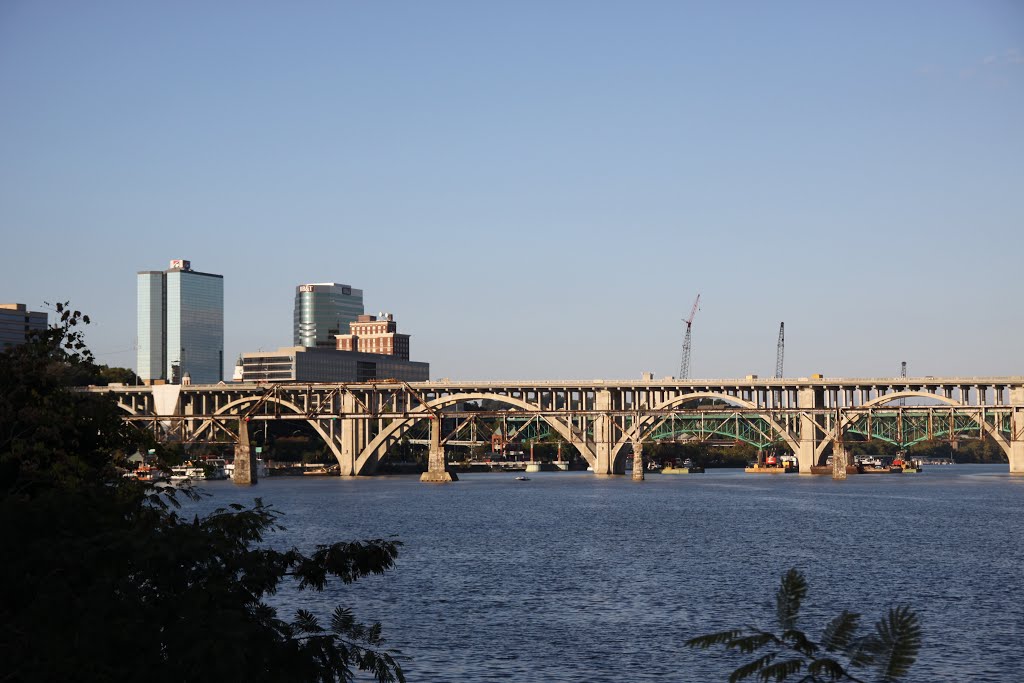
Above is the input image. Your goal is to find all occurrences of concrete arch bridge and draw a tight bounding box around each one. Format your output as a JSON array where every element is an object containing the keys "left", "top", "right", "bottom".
[{"left": 89, "top": 375, "right": 1024, "bottom": 481}]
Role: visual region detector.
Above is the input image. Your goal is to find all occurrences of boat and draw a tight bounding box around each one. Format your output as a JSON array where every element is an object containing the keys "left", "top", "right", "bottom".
[
  {"left": 303, "top": 464, "right": 340, "bottom": 476},
  {"left": 891, "top": 457, "right": 923, "bottom": 473},
  {"left": 515, "top": 476, "right": 530, "bottom": 481},
  {"left": 855, "top": 455, "right": 913, "bottom": 474},
  {"left": 169, "top": 466, "right": 192, "bottom": 484},
  {"left": 745, "top": 453, "right": 796, "bottom": 474},
  {"left": 126, "top": 464, "right": 168, "bottom": 483},
  {"left": 663, "top": 459, "right": 704, "bottom": 474}
]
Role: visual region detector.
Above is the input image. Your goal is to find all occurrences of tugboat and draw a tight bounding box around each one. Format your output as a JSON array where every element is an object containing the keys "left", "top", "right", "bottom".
[{"left": 891, "top": 454, "right": 922, "bottom": 473}]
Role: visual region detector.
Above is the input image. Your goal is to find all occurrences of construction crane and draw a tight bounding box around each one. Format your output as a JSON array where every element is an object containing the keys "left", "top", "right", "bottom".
[
  {"left": 678, "top": 294, "right": 701, "bottom": 380},
  {"left": 775, "top": 322, "right": 785, "bottom": 378}
]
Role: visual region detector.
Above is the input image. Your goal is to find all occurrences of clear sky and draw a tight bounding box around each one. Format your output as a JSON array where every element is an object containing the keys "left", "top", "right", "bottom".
[{"left": 2, "top": 1, "right": 1022, "bottom": 381}]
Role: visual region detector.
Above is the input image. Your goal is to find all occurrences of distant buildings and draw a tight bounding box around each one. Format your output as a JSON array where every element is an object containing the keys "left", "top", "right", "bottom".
[
  {"left": 294, "top": 283, "right": 364, "bottom": 348},
  {"left": 239, "top": 313, "right": 427, "bottom": 383},
  {"left": 137, "top": 259, "right": 224, "bottom": 385},
  {"left": 336, "top": 313, "right": 410, "bottom": 359},
  {"left": 0, "top": 303, "right": 47, "bottom": 351}
]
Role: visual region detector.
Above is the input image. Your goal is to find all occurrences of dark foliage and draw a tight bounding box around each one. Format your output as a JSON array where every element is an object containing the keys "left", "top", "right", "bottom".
[
  {"left": 0, "top": 304, "right": 405, "bottom": 682},
  {"left": 687, "top": 569, "right": 920, "bottom": 683}
]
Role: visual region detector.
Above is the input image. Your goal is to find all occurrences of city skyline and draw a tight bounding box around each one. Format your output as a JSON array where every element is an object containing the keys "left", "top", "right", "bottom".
[{"left": 2, "top": 2, "right": 1022, "bottom": 380}]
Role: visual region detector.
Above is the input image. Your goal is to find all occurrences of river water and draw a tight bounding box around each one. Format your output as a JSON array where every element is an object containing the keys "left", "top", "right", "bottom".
[{"left": 190, "top": 465, "right": 1022, "bottom": 681}]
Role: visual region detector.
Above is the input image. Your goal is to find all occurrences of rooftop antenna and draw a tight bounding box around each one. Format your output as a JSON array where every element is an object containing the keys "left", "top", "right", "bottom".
[
  {"left": 678, "top": 293, "right": 701, "bottom": 380},
  {"left": 775, "top": 322, "right": 785, "bottom": 378}
]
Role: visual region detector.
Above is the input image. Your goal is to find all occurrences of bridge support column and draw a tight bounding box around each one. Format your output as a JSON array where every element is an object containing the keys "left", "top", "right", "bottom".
[
  {"left": 832, "top": 439, "right": 848, "bottom": 480},
  {"left": 592, "top": 390, "right": 615, "bottom": 475},
  {"left": 1011, "top": 391, "right": 1024, "bottom": 475},
  {"left": 631, "top": 438, "right": 644, "bottom": 481},
  {"left": 233, "top": 419, "right": 258, "bottom": 486},
  {"left": 421, "top": 417, "right": 458, "bottom": 482},
  {"left": 796, "top": 387, "right": 823, "bottom": 474},
  {"left": 337, "top": 393, "right": 358, "bottom": 476}
]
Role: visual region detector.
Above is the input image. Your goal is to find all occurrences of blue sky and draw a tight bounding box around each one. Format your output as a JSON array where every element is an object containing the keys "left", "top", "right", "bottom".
[{"left": 2, "top": 1, "right": 1022, "bottom": 380}]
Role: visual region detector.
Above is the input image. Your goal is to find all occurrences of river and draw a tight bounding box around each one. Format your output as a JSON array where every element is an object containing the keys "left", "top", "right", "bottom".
[{"left": 189, "top": 465, "right": 1023, "bottom": 681}]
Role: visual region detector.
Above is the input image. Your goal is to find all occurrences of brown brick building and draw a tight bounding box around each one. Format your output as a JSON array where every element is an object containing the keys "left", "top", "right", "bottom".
[{"left": 335, "top": 313, "right": 410, "bottom": 360}]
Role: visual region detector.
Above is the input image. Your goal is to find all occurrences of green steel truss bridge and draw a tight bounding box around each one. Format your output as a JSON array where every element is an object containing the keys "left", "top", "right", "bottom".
[{"left": 89, "top": 375, "right": 1024, "bottom": 480}]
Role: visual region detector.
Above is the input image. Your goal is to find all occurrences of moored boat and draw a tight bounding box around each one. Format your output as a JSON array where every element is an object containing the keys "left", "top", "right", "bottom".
[
  {"left": 125, "top": 464, "right": 168, "bottom": 483},
  {"left": 662, "top": 458, "right": 704, "bottom": 474},
  {"left": 745, "top": 453, "right": 796, "bottom": 474}
]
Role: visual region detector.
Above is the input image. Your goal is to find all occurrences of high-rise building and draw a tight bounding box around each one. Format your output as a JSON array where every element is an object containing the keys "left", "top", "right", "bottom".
[
  {"left": 336, "top": 313, "right": 410, "bottom": 359},
  {"left": 0, "top": 303, "right": 47, "bottom": 351},
  {"left": 293, "top": 283, "right": 364, "bottom": 348},
  {"left": 137, "top": 259, "right": 224, "bottom": 384}
]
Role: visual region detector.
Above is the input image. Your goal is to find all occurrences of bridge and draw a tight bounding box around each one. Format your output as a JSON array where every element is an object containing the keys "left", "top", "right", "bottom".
[{"left": 89, "top": 375, "right": 1024, "bottom": 482}]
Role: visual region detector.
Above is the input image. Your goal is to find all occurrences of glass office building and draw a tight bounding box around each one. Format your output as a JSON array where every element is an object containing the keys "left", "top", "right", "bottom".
[
  {"left": 293, "top": 283, "right": 364, "bottom": 348},
  {"left": 137, "top": 259, "right": 224, "bottom": 384}
]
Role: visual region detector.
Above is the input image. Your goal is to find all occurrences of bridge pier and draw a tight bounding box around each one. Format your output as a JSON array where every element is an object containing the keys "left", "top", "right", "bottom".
[
  {"left": 831, "top": 440, "right": 849, "bottom": 480},
  {"left": 592, "top": 390, "right": 617, "bottom": 475},
  {"left": 631, "top": 439, "right": 644, "bottom": 481},
  {"left": 336, "top": 393, "right": 359, "bottom": 476},
  {"left": 796, "top": 387, "right": 822, "bottom": 474},
  {"left": 420, "top": 417, "right": 457, "bottom": 482},
  {"left": 1011, "top": 392, "right": 1024, "bottom": 475},
  {"left": 233, "top": 419, "right": 258, "bottom": 485}
]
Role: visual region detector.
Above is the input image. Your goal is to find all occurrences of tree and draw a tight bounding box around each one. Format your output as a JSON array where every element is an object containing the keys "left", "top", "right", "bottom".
[
  {"left": 0, "top": 304, "right": 405, "bottom": 682},
  {"left": 687, "top": 569, "right": 920, "bottom": 683}
]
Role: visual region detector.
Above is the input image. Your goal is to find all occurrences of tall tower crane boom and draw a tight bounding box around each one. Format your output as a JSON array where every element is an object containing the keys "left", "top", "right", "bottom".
[
  {"left": 678, "top": 293, "right": 701, "bottom": 380},
  {"left": 775, "top": 322, "right": 785, "bottom": 378}
]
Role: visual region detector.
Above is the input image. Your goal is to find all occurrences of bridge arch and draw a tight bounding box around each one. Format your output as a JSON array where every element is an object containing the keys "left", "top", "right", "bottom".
[
  {"left": 188, "top": 395, "right": 346, "bottom": 464},
  {"left": 612, "top": 392, "right": 800, "bottom": 471},
  {"left": 816, "top": 391, "right": 1010, "bottom": 460},
  {"left": 355, "top": 392, "right": 597, "bottom": 474},
  {"left": 115, "top": 401, "right": 141, "bottom": 416}
]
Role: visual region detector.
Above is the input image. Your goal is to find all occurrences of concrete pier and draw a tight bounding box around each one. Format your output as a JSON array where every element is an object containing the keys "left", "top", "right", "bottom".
[
  {"left": 631, "top": 439, "right": 644, "bottom": 481},
  {"left": 232, "top": 419, "right": 258, "bottom": 486},
  {"left": 420, "top": 417, "right": 458, "bottom": 482}
]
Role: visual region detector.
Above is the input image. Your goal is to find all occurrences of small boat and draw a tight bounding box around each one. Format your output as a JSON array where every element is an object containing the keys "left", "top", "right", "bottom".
[
  {"left": 127, "top": 464, "right": 168, "bottom": 483},
  {"left": 169, "top": 466, "right": 192, "bottom": 484},
  {"left": 891, "top": 457, "right": 923, "bottom": 473},
  {"left": 515, "top": 476, "right": 530, "bottom": 481}
]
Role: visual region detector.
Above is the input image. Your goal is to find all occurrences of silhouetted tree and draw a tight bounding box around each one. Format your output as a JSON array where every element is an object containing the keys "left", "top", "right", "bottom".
[
  {"left": 0, "top": 304, "right": 405, "bottom": 682},
  {"left": 687, "top": 569, "right": 920, "bottom": 682}
]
